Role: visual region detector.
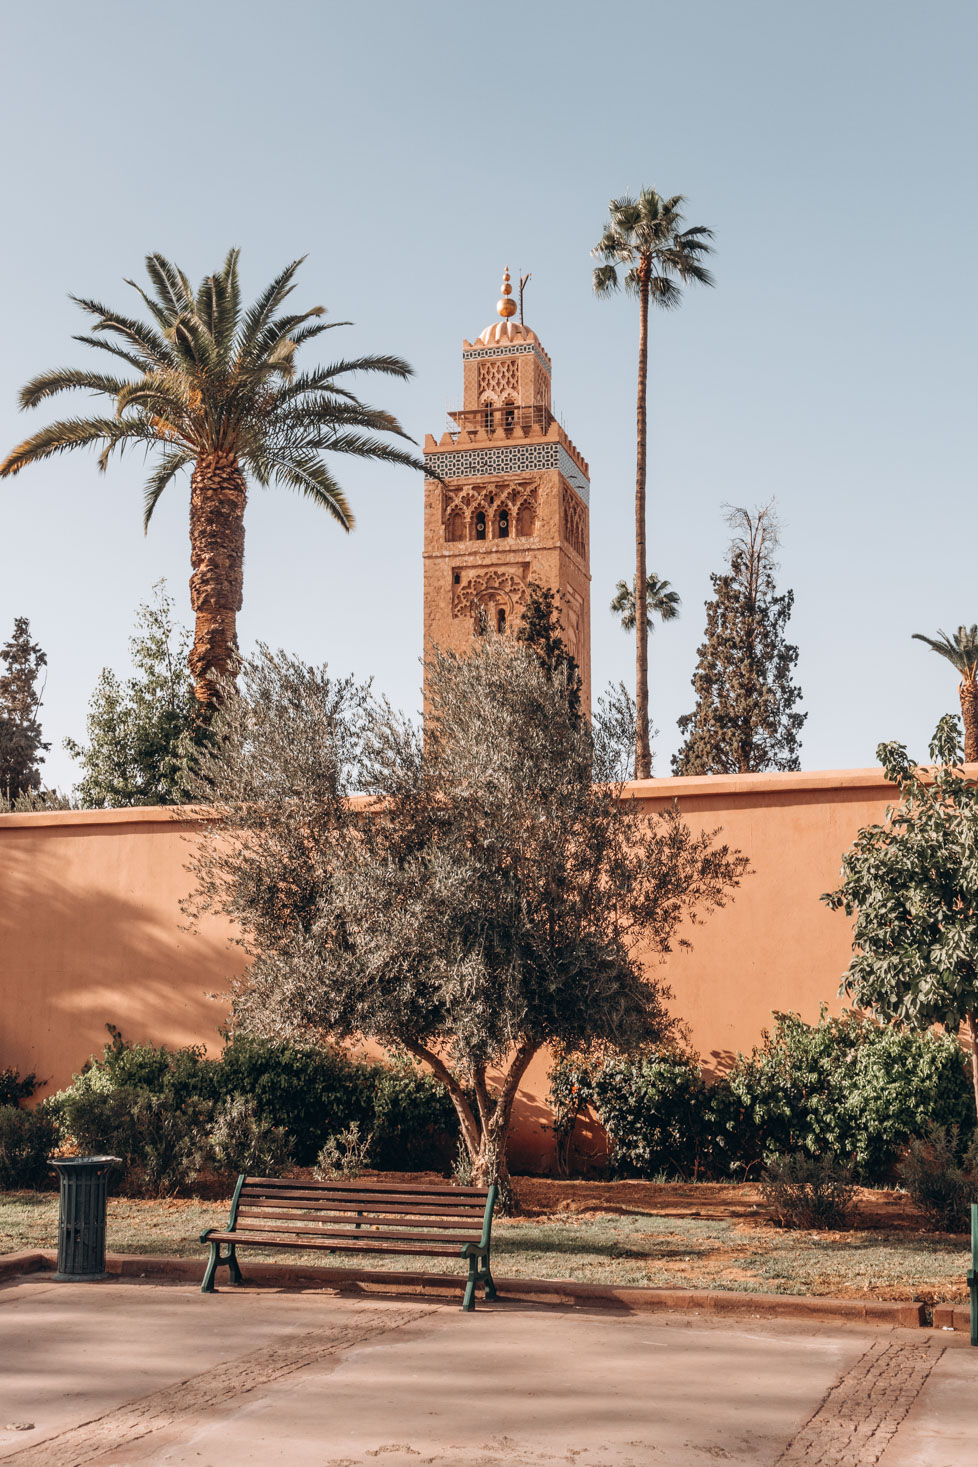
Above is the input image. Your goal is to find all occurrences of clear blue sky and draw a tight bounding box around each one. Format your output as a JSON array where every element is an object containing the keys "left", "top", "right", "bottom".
[{"left": 1, "top": 0, "right": 975, "bottom": 789}]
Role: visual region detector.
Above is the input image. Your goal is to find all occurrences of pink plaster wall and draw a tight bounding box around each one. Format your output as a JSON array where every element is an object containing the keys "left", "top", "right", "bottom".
[{"left": 0, "top": 770, "right": 902, "bottom": 1169}]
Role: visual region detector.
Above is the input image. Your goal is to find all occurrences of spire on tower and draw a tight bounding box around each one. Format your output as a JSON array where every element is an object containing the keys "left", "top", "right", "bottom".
[{"left": 497, "top": 266, "right": 517, "bottom": 319}]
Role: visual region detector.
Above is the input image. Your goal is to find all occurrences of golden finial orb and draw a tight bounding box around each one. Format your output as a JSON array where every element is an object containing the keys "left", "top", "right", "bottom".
[{"left": 496, "top": 266, "right": 517, "bottom": 319}]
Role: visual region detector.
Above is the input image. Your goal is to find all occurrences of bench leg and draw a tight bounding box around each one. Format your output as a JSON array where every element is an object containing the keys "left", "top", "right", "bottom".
[
  {"left": 227, "top": 1246, "right": 244, "bottom": 1286},
  {"left": 970, "top": 1277, "right": 977, "bottom": 1348},
  {"left": 201, "top": 1242, "right": 220, "bottom": 1294},
  {"left": 461, "top": 1254, "right": 479, "bottom": 1312},
  {"left": 482, "top": 1250, "right": 498, "bottom": 1302}
]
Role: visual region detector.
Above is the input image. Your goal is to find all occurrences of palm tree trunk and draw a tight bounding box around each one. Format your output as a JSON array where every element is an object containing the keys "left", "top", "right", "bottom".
[
  {"left": 634, "top": 277, "right": 651, "bottom": 780},
  {"left": 188, "top": 452, "right": 246, "bottom": 707},
  {"left": 960, "top": 678, "right": 978, "bottom": 762}
]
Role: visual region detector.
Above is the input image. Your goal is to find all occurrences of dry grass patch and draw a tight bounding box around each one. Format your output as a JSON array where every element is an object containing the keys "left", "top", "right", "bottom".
[{"left": 1, "top": 1189, "right": 969, "bottom": 1305}]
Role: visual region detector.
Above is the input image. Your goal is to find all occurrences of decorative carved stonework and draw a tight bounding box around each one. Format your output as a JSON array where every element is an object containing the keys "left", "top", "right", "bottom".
[
  {"left": 442, "top": 480, "right": 538, "bottom": 543},
  {"left": 452, "top": 566, "right": 531, "bottom": 620}
]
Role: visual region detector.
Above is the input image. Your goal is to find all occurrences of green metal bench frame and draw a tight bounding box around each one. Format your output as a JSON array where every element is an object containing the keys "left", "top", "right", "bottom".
[
  {"left": 199, "top": 1175, "right": 499, "bottom": 1312},
  {"left": 970, "top": 1202, "right": 977, "bottom": 1347}
]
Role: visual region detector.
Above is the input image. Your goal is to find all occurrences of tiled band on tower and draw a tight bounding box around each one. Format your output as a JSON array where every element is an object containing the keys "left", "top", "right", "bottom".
[{"left": 423, "top": 269, "right": 592, "bottom": 704}]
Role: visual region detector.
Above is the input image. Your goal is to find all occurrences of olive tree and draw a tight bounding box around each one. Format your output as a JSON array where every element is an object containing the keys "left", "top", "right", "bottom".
[
  {"left": 188, "top": 635, "right": 747, "bottom": 1192},
  {"left": 824, "top": 715, "right": 978, "bottom": 1114}
]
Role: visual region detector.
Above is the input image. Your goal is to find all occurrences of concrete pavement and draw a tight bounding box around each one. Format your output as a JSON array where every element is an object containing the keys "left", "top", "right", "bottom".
[{"left": 0, "top": 1276, "right": 973, "bottom": 1465}]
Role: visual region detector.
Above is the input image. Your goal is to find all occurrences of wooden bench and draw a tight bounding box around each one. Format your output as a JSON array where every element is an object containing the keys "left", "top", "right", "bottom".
[{"left": 200, "top": 1176, "right": 500, "bottom": 1311}]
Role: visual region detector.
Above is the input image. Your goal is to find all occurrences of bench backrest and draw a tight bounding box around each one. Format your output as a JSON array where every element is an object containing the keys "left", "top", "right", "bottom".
[{"left": 228, "top": 1176, "right": 496, "bottom": 1244}]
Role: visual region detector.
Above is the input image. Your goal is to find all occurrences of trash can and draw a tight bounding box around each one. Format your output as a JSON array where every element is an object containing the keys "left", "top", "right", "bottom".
[{"left": 49, "top": 1156, "right": 121, "bottom": 1281}]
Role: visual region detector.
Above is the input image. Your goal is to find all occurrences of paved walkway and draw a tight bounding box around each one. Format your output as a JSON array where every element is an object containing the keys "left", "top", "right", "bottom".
[{"left": 0, "top": 1276, "right": 973, "bottom": 1465}]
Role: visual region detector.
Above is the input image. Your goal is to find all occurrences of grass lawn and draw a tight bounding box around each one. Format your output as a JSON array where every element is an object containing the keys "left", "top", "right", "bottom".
[{"left": 1, "top": 1187, "right": 969, "bottom": 1307}]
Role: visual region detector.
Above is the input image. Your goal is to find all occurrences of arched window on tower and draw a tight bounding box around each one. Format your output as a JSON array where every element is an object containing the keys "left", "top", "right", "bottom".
[
  {"left": 516, "top": 503, "right": 535, "bottom": 537},
  {"left": 503, "top": 402, "right": 516, "bottom": 430},
  {"left": 497, "top": 508, "right": 509, "bottom": 539},
  {"left": 483, "top": 403, "right": 495, "bottom": 432},
  {"left": 474, "top": 510, "right": 487, "bottom": 541},
  {"left": 496, "top": 606, "right": 507, "bottom": 635},
  {"left": 445, "top": 510, "right": 464, "bottom": 542}
]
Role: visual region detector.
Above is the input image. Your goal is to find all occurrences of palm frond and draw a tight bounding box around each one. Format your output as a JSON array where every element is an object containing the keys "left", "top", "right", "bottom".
[
  {"left": 18, "top": 368, "right": 132, "bottom": 410},
  {"left": 265, "top": 451, "right": 354, "bottom": 528},
  {"left": 913, "top": 627, "right": 978, "bottom": 677},
  {"left": 0, "top": 414, "right": 148, "bottom": 477},
  {"left": 71, "top": 297, "right": 176, "bottom": 369},
  {"left": 592, "top": 264, "right": 620, "bottom": 295},
  {"left": 142, "top": 447, "right": 194, "bottom": 530},
  {"left": 72, "top": 334, "right": 149, "bottom": 373},
  {"left": 236, "top": 258, "right": 305, "bottom": 360},
  {"left": 144, "top": 254, "right": 195, "bottom": 317},
  {"left": 297, "top": 431, "right": 424, "bottom": 471}
]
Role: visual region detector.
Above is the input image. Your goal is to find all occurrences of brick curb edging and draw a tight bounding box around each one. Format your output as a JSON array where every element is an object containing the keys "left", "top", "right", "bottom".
[{"left": 0, "top": 1249, "right": 935, "bottom": 1328}]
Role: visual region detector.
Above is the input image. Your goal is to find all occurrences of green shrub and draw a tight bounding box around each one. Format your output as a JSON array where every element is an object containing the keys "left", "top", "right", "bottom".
[
  {"left": 726, "top": 1010, "right": 975, "bottom": 1180},
  {"left": 47, "top": 1026, "right": 460, "bottom": 1188},
  {"left": 213, "top": 1034, "right": 374, "bottom": 1165},
  {"left": 369, "top": 1060, "right": 458, "bottom": 1172},
  {"left": 589, "top": 1051, "right": 719, "bottom": 1180},
  {"left": 0, "top": 1104, "right": 59, "bottom": 1189},
  {"left": 60, "top": 1085, "right": 210, "bottom": 1197},
  {"left": 208, "top": 1095, "right": 293, "bottom": 1178},
  {"left": 898, "top": 1124, "right": 978, "bottom": 1232},
  {"left": 0, "top": 1068, "right": 39, "bottom": 1107},
  {"left": 313, "top": 1122, "right": 374, "bottom": 1180},
  {"left": 760, "top": 1151, "right": 857, "bottom": 1229}
]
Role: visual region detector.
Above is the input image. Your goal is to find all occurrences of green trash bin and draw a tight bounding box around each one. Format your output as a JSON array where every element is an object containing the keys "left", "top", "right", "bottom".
[{"left": 49, "top": 1156, "right": 121, "bottom": 1281}]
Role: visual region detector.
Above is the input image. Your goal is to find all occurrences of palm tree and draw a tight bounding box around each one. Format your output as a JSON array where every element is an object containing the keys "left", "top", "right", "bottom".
[
  {"left": 0, "top": 251, "right": 426, "bottom": 707},
  {"left": 912, "top": 626, "right": 978, "bottom": 761},
  {"left": 610, "top": 573, "right": 681, "bottom": 633},
  {"left": 592, "top": 191, "right": 714, "bottom": 778}
]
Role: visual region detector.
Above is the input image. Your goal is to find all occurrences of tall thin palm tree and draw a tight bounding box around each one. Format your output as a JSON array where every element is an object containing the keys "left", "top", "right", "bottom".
[
  {"left": 0, "top": 251, "right": 426, "bottom": 707},
  {"left": 610, "top": 573, "right": 681, "bottom": 633},
  {"left": 592, "top": 190, "right": 714, "bottom": 778},
  {"left": 912, "top": 626, "right": 978, "bottom": 761}
]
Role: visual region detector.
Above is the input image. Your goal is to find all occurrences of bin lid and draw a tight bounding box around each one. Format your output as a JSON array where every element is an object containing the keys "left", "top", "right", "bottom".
[{"left": 48, "top": 1155, "right": 123, "bottom": 1167}]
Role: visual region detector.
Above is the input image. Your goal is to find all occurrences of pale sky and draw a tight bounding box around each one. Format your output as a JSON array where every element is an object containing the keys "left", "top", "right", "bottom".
[{"left": 1, "top": 0, "right": 975, "bottom": 790}]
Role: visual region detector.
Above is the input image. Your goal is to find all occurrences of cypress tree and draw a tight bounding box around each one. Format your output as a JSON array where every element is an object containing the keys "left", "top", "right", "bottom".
[
  {"left": 673, "top": 505, "right": 805, "bottom": 775},
  {"left": 0, "top": 617, "right": 49, "bottom": 804},
  {"left": 516, "top": 583, "right": 582, "bottom": 720}
]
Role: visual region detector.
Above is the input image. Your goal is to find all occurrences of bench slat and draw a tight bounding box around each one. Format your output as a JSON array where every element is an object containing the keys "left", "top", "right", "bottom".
[
  {"left": 245, "top": 1176, "right": 488, "bottom": 1197},
  {"left": 217, "top": 1223, "right": 477, "bottom": 1246},
  {"left": 239, "top": 1191, "right": 486, "bottom": 1214},
  {"left": 236, "top": 1208, "right": 482, "bottom": 1235},
  {"left": 206, "top": 1230, "right": 461, "bottom": 1257}
]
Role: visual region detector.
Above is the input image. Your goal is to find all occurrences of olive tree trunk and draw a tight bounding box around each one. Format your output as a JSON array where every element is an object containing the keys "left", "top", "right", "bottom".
[
  {"left": 402, "top": 1037, "right": 539, "bottom": 1206},
  {"left": 188, "top": 452, "right": 247, "bottom": 708},
  {"left": 634, "top": 276, "right": 651, "bottom": 780}
]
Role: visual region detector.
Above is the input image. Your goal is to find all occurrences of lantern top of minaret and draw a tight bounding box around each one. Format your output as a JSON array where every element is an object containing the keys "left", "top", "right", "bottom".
[{"left": 476, "top": 265, "right": 540, "bottom": 347}]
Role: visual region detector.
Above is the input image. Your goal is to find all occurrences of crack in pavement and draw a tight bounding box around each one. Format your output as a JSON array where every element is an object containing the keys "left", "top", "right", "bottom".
[
  {"left": 774, "top": 1338, "right": 944, "bottom": 1466},
  {"left": 1, "top": 1304, "right": 430, "bottom": 1467}
]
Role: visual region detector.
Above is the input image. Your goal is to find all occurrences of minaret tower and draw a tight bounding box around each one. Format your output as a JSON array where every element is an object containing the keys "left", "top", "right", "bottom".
[{"left": 422, "top": 269, "right": 591, "bottom": 703}]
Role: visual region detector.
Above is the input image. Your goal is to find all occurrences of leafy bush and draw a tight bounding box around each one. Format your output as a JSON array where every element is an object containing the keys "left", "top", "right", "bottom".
[
  {"left": 208, "top": 1096, "right": 293, "bottom": 1178},
  {"left": 549, "top": 1011, "right": 976, "bottom": 1183},
  {"left": 0, "top": 1104, "right": 59, "bottom": 1189},
  {"left": 898, "top": 1124, "right": 978, "bottom": 1231},
  {"left": 314, "top": 1122, "right": 373, "bottom": 1180},
  {"left": 0, "top": 1068, "right": 39, "bottom": 1107},
  {"left": 212, "top": 1034, "right": 374, "bottom": 1165},
  {"left": 60, "top": 1086, "right": 211, "bottom": 1197},
  {"left": 47, "top": 1026, "right": 460, "bottom": 1191},
  {"left": 726, "top": 1010, "right": 975, "bottom": 1179},
  {"left": 760, "top": 1151, "right": 857, "bottom": 1229},
  {"left": 369, "top": 1060, "right": 458, "bottom": 1171},
  {"left": 590, "top": 1051, "right": 718, "bottom": 1180}
]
